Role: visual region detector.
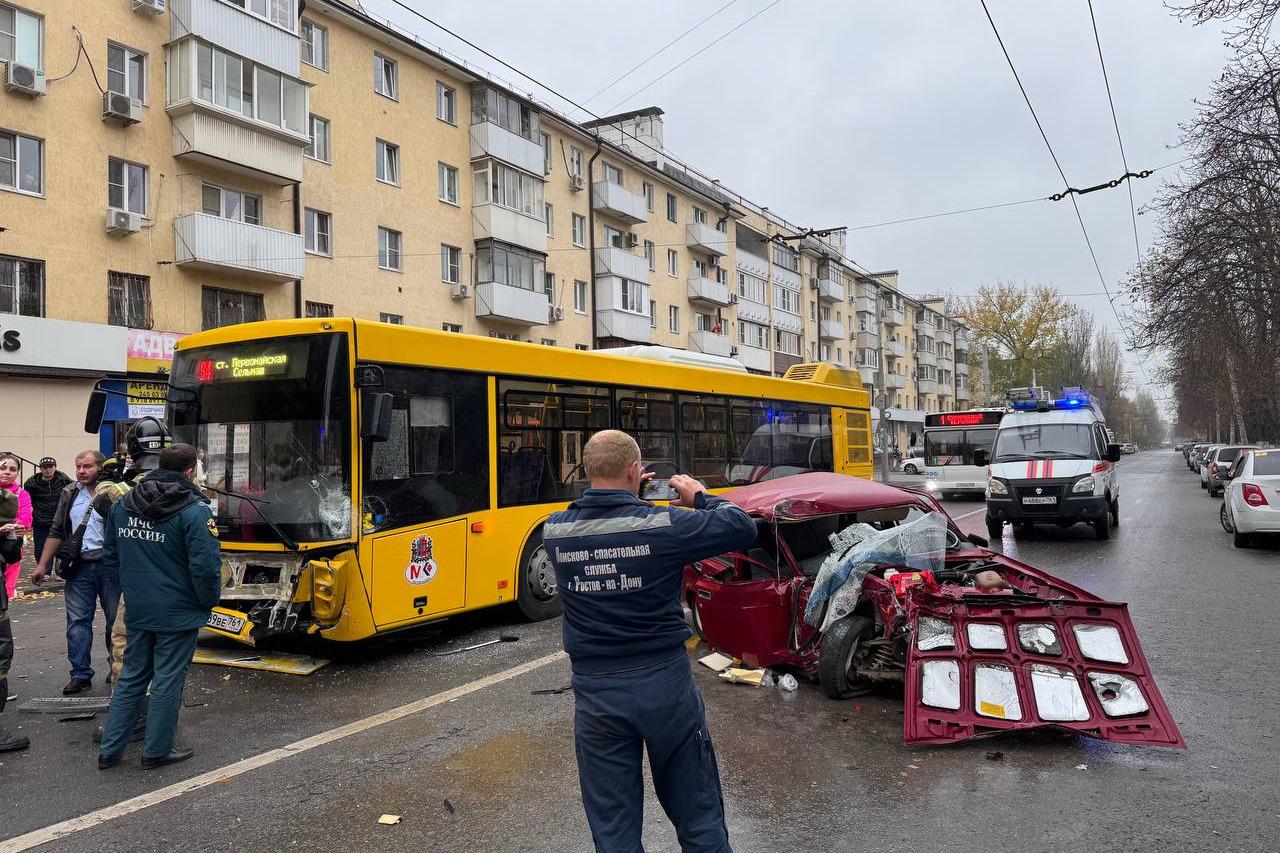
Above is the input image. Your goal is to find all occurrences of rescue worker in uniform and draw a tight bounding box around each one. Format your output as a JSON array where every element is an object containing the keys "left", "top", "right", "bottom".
[
  {"left": 544, "top": 430, "right": 756, "bottom": 853},
  {"left": 98, "top": 444, "right": 220, "bottom": 769}
]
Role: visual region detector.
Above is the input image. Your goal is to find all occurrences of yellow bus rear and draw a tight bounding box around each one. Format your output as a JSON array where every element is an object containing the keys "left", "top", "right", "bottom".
[{"left": 166, "top": 318, "right": 871, "bottom": 644}]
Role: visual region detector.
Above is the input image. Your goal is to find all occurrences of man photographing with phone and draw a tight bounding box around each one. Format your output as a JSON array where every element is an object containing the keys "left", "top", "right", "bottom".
[{"left": 543, "top": 429, "right": 756, "bottom": 853}]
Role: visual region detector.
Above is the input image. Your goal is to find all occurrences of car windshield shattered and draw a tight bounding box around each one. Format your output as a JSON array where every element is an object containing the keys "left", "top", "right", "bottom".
[{"left": 169, "top": 333, "right": 353, "bottom": 544}]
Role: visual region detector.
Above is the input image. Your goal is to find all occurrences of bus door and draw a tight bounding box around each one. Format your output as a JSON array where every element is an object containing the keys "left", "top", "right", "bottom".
[
  {"left": 833, "top": 408, "right": 873, "bottom": 478},
  {"left": 370, "top": 520, "right": 469, "bottom": 626}
]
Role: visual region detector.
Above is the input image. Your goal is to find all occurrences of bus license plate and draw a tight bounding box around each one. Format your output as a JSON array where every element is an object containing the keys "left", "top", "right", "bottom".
[
  {"left": 207, "top": 611, "right": 246, "bottom": 634},
  {"left": 1022, "top": 496, "right": 1057, "bottom": 505}
]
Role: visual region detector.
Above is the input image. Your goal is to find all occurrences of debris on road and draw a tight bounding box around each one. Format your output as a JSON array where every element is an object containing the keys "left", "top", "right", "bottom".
[
  {"left": 193, "top": 646, "right": 330, "bottom": 676},
  {"left": 377, "top": 814, "right": 402, "bottom": 826},
  {"left": 718, "top": 667, "right": 765, "bottom": 686},
  {"left": 17, "top": 696, "right": 111, "bottom": 715},
  {"left": 531, "top": 685, "right": 572, "bottom": 696},
  {"left": 698, "top": 652, "right": 735, "bottom": 673},
  {"left": 443, "top": 799, "right": 456, "bottom": 814},
  {"left": 426, "top": 634, "right": 519, "bottom": 657},
  {"left": 985, "top": 751, "right": 1004, "bottom": 761}
]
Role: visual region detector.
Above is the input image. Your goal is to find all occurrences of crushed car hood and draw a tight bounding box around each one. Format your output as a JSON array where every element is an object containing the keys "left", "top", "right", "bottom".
[
  {"left": 723, "top": 472, "right": 933, "bottom": 521},
  {"left": 902, "top": 583, "right": 1185, "bottom": 748}
]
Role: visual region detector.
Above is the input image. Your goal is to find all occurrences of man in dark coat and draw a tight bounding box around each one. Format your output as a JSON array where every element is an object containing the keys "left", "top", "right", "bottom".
[
  {"left": 97, "top": 444, "right": 221, "bottom": 770},
  {"left": 23, "top": 457, "right": 71, "bottom": 566}
]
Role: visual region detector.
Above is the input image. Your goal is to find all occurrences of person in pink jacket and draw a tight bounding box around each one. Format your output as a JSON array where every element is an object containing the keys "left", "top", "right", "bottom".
[{"left": 0, "top": 454, "right": 33, "bottom": 599}]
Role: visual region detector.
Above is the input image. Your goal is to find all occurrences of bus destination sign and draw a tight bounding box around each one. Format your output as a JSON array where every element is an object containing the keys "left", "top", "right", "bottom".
[
  {"left": 196, "top": 353, "right": 290, "bottom": 382},
  {"left": 926, "top": 411, "right": 1004, "bottom": 428}
]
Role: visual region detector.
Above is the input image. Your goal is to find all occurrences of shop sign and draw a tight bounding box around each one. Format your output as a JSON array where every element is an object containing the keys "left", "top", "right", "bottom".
[
  {"left": 127, "top": 329, "right": 185, "bottom": 374},
  {"left": 126, "top": 381, "right": 168, "bottom": 419},
  {"left": 0, "top": 316, "right": 127, "bottom": 373}
]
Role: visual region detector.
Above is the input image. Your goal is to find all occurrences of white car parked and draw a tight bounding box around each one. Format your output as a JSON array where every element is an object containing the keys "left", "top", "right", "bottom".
[
  {"left": 1220, "top": 449, "right": 1280, "bottom": 548},
  {"left": 900, "top": 454, "right": 925, "bottom": 475}
]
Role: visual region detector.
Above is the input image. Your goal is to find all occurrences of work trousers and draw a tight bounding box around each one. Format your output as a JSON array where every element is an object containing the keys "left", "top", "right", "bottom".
[
  {"left": 110, "top": 596, "right": 128, "bottom": 683},
  {"left": 572, "top": 655, "right": 732, "bottom": 853},
  {"left": 64, "top": 560, "right": 120, "bottom": 682},
  {"left": 100, "top": 627, "right": 199, "bottom": 760},
  {"left": 0, "top": 584, "right": 12, "bottom": 715}
]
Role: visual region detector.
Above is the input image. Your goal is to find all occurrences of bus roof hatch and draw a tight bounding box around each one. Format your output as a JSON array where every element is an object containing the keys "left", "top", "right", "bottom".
[{"left": 782, "top": 363, "right": 862, "bottom": 390}]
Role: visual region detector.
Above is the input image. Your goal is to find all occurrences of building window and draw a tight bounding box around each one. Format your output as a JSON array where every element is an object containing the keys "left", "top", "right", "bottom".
[
  {"left": 603, "top": 162, "right": 622, "bottom": 185},
  {"left": 305, "top": 300, "right": 334, "bottom": 318},
  {"left": 376, "top": 139, "right": 400, "bottom": 186},
  {"left": 304, "top": 208, "right": 331, "bottom": 255},
  {"left": 811, "top": 301, "right": 818, "bottom": 320},
  {"left": 471, "top": 86, "right": 541, "bottom": 141},
  {"left": 575, "top": 343, "right": 589, "bottom": 351},
  {"left": 380, "top": 312, "right": 403, "bottom": 325},
  {"left": 102, "top": 274, "right": 153, "bottom": 330},
  {"left": 644, "top": 240, "right": 655, "bottom": 271},
  {"left": 443, "top": 322, "right": 462, "bottom": 333},
  {"left": 737, "top": 271, "right": 766, "bottom": 303},
  {"left": 574, "top": 279, "right": 587, "bottom": 313},
  {"left": 667, "top": 249, "right": 678, "bottom": 277},
  {"left": 471, "top": 159, "right": 545, "bottom": 217},
  {"left": 544, "top": 271, "right": 555, "bottom": 303},
  {"left": 107, "top": 43, "right": 146, "bottom": 101},
  {"left": 0, "top": 254, "right": 42, "bottom": 317},
  {"left": 666, "top": 192, "right": 677, "bottom": 223},
  {"left": 184, "top": 41, "right": 307, "bottom": 135},
  {"left": 616, "top": 280, "right": 644, "bottom": 314},
  {"left": 668, "top": 305, "right": 679, "bottom": 333},
  {"left": 772, "top": 243, "right": 799, "bottom": 272},
  {"left": 305, "top": 114, "right": 330, "bottom": 162},
  {"left": 603, "top": 226, "right": 625, "bottom": 249},
  {"left": 109, "top": 158, "right": 148, "bottom": 215},
  {"left": 774, "top": 285, "right": 799, "bottom": 315},
  {"left": 378, "top": 227, "right": 402, "bottom": 271},
  {"left": 201, "top": 183, "right": 260, "bottom": 224},
  {"left": 738, "top": 320, "right": 767, "bottom": 349},
  {"left": 774, "top": 329, "right": 801, "bottom": 356},
  {"left": 569, "top": 146, "right": 583, "bottom": 179},
  {"left": 0, "top": 2, "right": 42, "bottom": 68},
  {"left": 540, "top": 338, "right": 556, "bottom": 347},
  {"left": 692, "top": 206, "right": 706, "bottom": 225},
  {"left": 374, "top": 53, "right": 397, "bottom": 99},
  {"left": 438, "top": 162, "right": 459, "bottom": 204},
  {"left": 571, "top": 214, "right": 585, "bottom": 247},
  {"left": 488, "top": 330, "right": 520, "bottom": 341},
  {"left": 433, "top": 80, "right": 457, "bottom": 123},
  {"left": 649, "top": 299, "right": 657, "bottom": 328},
  {"left": 0, "top": 130, "right": 41, "bottom": 195},
  {"left": 441, "top": 244, "right": 461, "bottom": 283},
  {"left": 545, "top": 203, "right": 554, "bottom": 236},
  {"left": 201, "top": 286, "right": 264, "bottom": 330},
  {"left": 300, "top": 19, "right": 328, "bottom": 70},
  {"left": 540, "top": 132, "right": 552, "bottom": 174},
  {"left": 643, "top": 182, "right": 654, "bottom": 212},
  {"left": 475, "top": 241, "right": 544, "bottom": 291}
]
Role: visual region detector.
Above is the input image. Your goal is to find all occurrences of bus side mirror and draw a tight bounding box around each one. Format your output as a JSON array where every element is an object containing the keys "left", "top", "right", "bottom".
[
  {"left": 85, "top": 390, "right": 108, "bottom": 434},
  {"left": 362, "top": 392, "right": 395, "bottom": 442},
  {"left": 1106, "top": 443, "right": 1122, "bottom": 463},
  {"left": 972, "top": 449, "right": 988, "bottom": 468}
]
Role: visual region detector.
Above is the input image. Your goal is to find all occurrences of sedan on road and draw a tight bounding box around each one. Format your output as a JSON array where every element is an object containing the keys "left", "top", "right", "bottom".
[
  {"left": 1205, "top": 445, "right": 1256, "bottom": 498},
  {"left": 1194, "top": 444, "right": 1222, "bottom": 480},
  {"left": 1221, "top": 449, "right": 1280, "bottom": 548},
  {"left": 900, "top": 454, "right": 925, "bottom": 475}
]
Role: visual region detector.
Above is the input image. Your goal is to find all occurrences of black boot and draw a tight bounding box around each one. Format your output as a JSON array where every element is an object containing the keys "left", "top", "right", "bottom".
[
  {"left": 141, "top": 746, "right": 193, "bottom": 769},
  {"left": 0, "top": 724, "right": 30, "bottom": 752}
]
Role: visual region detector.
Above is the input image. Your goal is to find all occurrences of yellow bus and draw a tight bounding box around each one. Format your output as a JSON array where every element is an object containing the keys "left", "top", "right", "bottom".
[{"left": 152, "top": 318, "right": 871, "bottom": 644}]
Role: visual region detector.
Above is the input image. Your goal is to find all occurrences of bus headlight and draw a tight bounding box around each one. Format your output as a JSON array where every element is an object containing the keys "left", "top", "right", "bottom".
[
  {"left": 1072, "top": 476, "right": 1096, "bottom": 494},
  {"left": 988, "top": 478, "right": 1008, "bottom": 496},
  {"left": 925, "top": 479, "right": 938, "bottom": 491}
]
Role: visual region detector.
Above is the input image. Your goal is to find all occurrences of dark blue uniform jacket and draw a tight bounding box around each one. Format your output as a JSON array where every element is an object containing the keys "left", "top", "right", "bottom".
[{"left": 544, "top": 489, "right": 756, "bottom": 675}]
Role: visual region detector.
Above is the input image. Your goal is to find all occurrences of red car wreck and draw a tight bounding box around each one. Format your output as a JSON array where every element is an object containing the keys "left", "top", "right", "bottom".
[{"left": 683, "top": 473, "right": 1184, "bottom": 748}]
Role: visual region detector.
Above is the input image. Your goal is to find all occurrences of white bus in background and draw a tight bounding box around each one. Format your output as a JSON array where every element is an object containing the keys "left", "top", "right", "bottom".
[{"left": 922, "top": 409, "right": 1007, "bottom": 498}]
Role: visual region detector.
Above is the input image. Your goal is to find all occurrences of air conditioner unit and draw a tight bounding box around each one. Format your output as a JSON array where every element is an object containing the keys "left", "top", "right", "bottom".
[
  {"left": 102, "top": 91, "right": 143, "bottom": 125},
  {"left": 708, "top": 255, "right": 721, "bottom": 267},
  {"left": 132, "top": 0, "right": 166, "bottom": 13},
  {"left": 728, "top": 293, "right": 739, "bottom": 304},
  {"left": 549, "top": 306, "right": 565, "bottom": 322},
  {"left": 450, "top": 283, "right": 471, "bottom": 300},
  {"left": 569, "top": 174, "right": 585, "bottom": 192},
  {"left": 625, "top": 232, "right": 640, "bottom": 249},
  {"left": 5, "top": 62, "right": 46, "bottom": 97},
  {"left": 809, "top": 277, "right": 819, "bottom": 291},
  {"left": 105, "top": 208, "right": 141, "bottom": 235},
  {"left": 730, "top": 346, "right": 739, "bottom": 356}
]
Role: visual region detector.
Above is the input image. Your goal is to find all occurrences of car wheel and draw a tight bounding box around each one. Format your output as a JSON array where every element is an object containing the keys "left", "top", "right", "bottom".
[
  {"left": 515, "top": 530, "right": 562, "bottom": 621},
  {"left": 818, "top": 615, "right": 877, "bottom": 699},
  {"left": 986, "top": 516, "right": 1002, "bottom": 540},
  {"left": 687, "top": 594, "right": 706, "bottom": 640},
  {"left": 1220, "top": 502, "right": 1233, "bottom": 533},
  {"left": 1208, "top": 484, "right": 1220, "bottom": 498},
  {"left": 903, "top": 464, "right": 918, "bottom": 475},
  {"left": 1093, "top": 513, "right": 1111, "bottom": 540},
  {"left": 1110, "top": 497, "right": 1120, "bottom": 526},
  {"left": 1233, "top": 529, "right": 1252, "bottom": 548},
  {"left": 1199, "top": 478, "right": 1207, "bottom": 489}
]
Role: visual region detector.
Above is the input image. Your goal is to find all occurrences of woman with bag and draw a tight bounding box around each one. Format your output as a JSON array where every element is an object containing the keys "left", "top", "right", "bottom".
[{"left": 0, "top": 454, "right": 33, "bottom": 599}]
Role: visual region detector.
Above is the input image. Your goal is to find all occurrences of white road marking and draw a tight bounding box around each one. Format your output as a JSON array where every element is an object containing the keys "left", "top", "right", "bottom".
[
  {"left": 951, "top": 507, "right": 987, "bottom": 521},
  {"left": 0, "top": 650, "right": 568, "bottom": 853}
]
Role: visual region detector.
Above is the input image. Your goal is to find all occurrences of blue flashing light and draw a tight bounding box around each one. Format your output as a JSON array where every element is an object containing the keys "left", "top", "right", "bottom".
[
  {"left": 1053, "top": 388, "right": 1092, "bottom": 410},
  {"left": 1010, "top": 400, "right": 1040, "bottom": 411}
]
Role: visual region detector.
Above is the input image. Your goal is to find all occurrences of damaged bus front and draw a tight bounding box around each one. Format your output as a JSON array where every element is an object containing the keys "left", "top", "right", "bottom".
[{"left": 169, "top": 330, "right": 356, "bottom": 645}]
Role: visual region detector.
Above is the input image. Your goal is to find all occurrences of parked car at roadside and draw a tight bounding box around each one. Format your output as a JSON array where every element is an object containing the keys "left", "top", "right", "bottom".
[
  {"left": 899, "top": 454, "right": 925, "bottom": 475},
  {"left": 1121, "top": 443, "right": 1138, "bottom": 454},
  {"left": 1198, "top": 445, "right": 1227, "bottom": 488},
  {"left": 1220, "top": 450, "right": 1280, "bottom": 547},
  {"left": 1189, "top": 443, "right": 1214, "bottom": 473},
  {"left": 1205, "top": 445, "right": 1256, "bottom": 497}
]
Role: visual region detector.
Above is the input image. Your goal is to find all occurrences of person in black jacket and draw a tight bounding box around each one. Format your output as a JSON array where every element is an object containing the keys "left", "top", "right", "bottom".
[
  {"left": 97, "top": 444, "right": 221, "bottom": 770},
  {"left": 544, "top": 430, "right": 756, "bottom": 853},
  {"left": 24, "top": 457, "right": 71, "bottom": 569}
]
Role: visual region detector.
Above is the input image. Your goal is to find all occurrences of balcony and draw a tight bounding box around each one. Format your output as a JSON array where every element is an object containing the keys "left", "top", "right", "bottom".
[
  {"left": 956, "top": 361, "right": 969, "bottom": 376},
  {"left": 858, "top": 365, "right": 878, "bottom": 386},
  {"left": 817, "top": 274, "right": 845, "bottom": 303},
  {"left": 917, "top": 378, "right": 938, "bottom": 394},
  {"left": 819, "top": 319, "right": 845, "bottom": 341},
  {"left": 594, "top": 247, "right": 650, "bottom": 283},
  {"left": 882, "top": 307, "right": 905, "bottom": 327},
  {"left": 856, "top": 296, "right": 877, "bottom": 315},
  {"left": 937, "top": 352, "right": 953, "bottom": 368},
  {"left": 954, "top": 330, "right": 970, "bottom": 353},
  {"left": 592, "top": 181, "right": 648, "bottom": 225},
  {"left": 884, "top": 339, "right": 906, "bottom": 358},
  {"left": 475, "top": 282, "right": 548, "bottom": 326},
  {"left": 169, "top": 102, "right": 309, "bottom": 184},
  {"left": 173, "top": 213, "right": 303, "bottom": 282},
  {"left": 916, "top": 348, "right": 937, "bottom": 368},
  {"left": 689, "top": 330, "right": 732, "bottom": 358},
  {"left": 956, "top": 384, "right": 971, "bottom": 400},
  {"left": 735, "top": 344, "right": 771, "bottom": 373},
  {"left": 688, "top": 275, "right": 731, "bottom": 307},
  {"left": 470, "top": 121, "right": 544, "bottom": 175},
  {"left": 171, "top": 0, "right": 299, "bottom": 76},
  {"left": 473, "top": 205, "right": 548, "bottom": 253},
  {"left": 596, "top": 309, "right": 651, "bottom": 344},
  {"left": 686, "top": 222, "right": 729, "bottom": 256},
  {"left": 855, "top": 331, "right": 879, "bottom": 349},
  {"left": 886, "top": 373, "right": 907, "bottom": 389}
]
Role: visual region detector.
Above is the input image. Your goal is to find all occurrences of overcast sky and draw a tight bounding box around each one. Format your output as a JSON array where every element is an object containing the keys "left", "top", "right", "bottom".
[{"left": 365, "top": 0, "right": 1233, "bottom": 400}]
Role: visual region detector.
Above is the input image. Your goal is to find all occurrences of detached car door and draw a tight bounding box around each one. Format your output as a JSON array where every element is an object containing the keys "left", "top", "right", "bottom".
[{"left": 690, "top": 549, "right": 805, "bottom": 670}]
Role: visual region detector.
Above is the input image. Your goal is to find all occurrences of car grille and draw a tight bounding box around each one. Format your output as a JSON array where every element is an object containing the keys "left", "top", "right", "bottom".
[{"left": 1014, "top": 483, "right": 1068, "bottom": 513}]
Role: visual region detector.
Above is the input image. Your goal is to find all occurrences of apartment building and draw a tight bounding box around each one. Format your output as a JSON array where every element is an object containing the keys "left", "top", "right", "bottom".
[{"left": 0, "top": 0, "right": 971, "bottom": 463}]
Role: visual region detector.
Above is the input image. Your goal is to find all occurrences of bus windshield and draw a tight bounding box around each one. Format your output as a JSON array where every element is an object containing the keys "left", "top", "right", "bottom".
[
  {"left": 992, "top": 423, "right": 1095, "bottom": 462},
  {"left": 924, "top": 428, "right": 996, "bottom": 466},
  {"left": 169, "top": 333, "right": 352, "bottom": 544}
]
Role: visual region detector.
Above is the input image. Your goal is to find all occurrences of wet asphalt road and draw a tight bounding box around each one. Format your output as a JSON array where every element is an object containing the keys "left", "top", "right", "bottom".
[{"left": 1, "top": 451, "right": 1276, "bottom": 852}]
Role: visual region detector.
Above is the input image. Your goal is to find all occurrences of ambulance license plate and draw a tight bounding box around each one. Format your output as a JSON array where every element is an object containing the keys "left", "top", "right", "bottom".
[
  {"left": 1021, "top": 496, "right": 1057, "bottom": 505},
  {"left": 207, "top": 611, "right": 246, "bottom": 634}
]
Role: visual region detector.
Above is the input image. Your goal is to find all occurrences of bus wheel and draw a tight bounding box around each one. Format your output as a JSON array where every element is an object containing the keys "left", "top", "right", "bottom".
[{"left": 516, "top": 531, "right": 562, "bottom": 621}]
